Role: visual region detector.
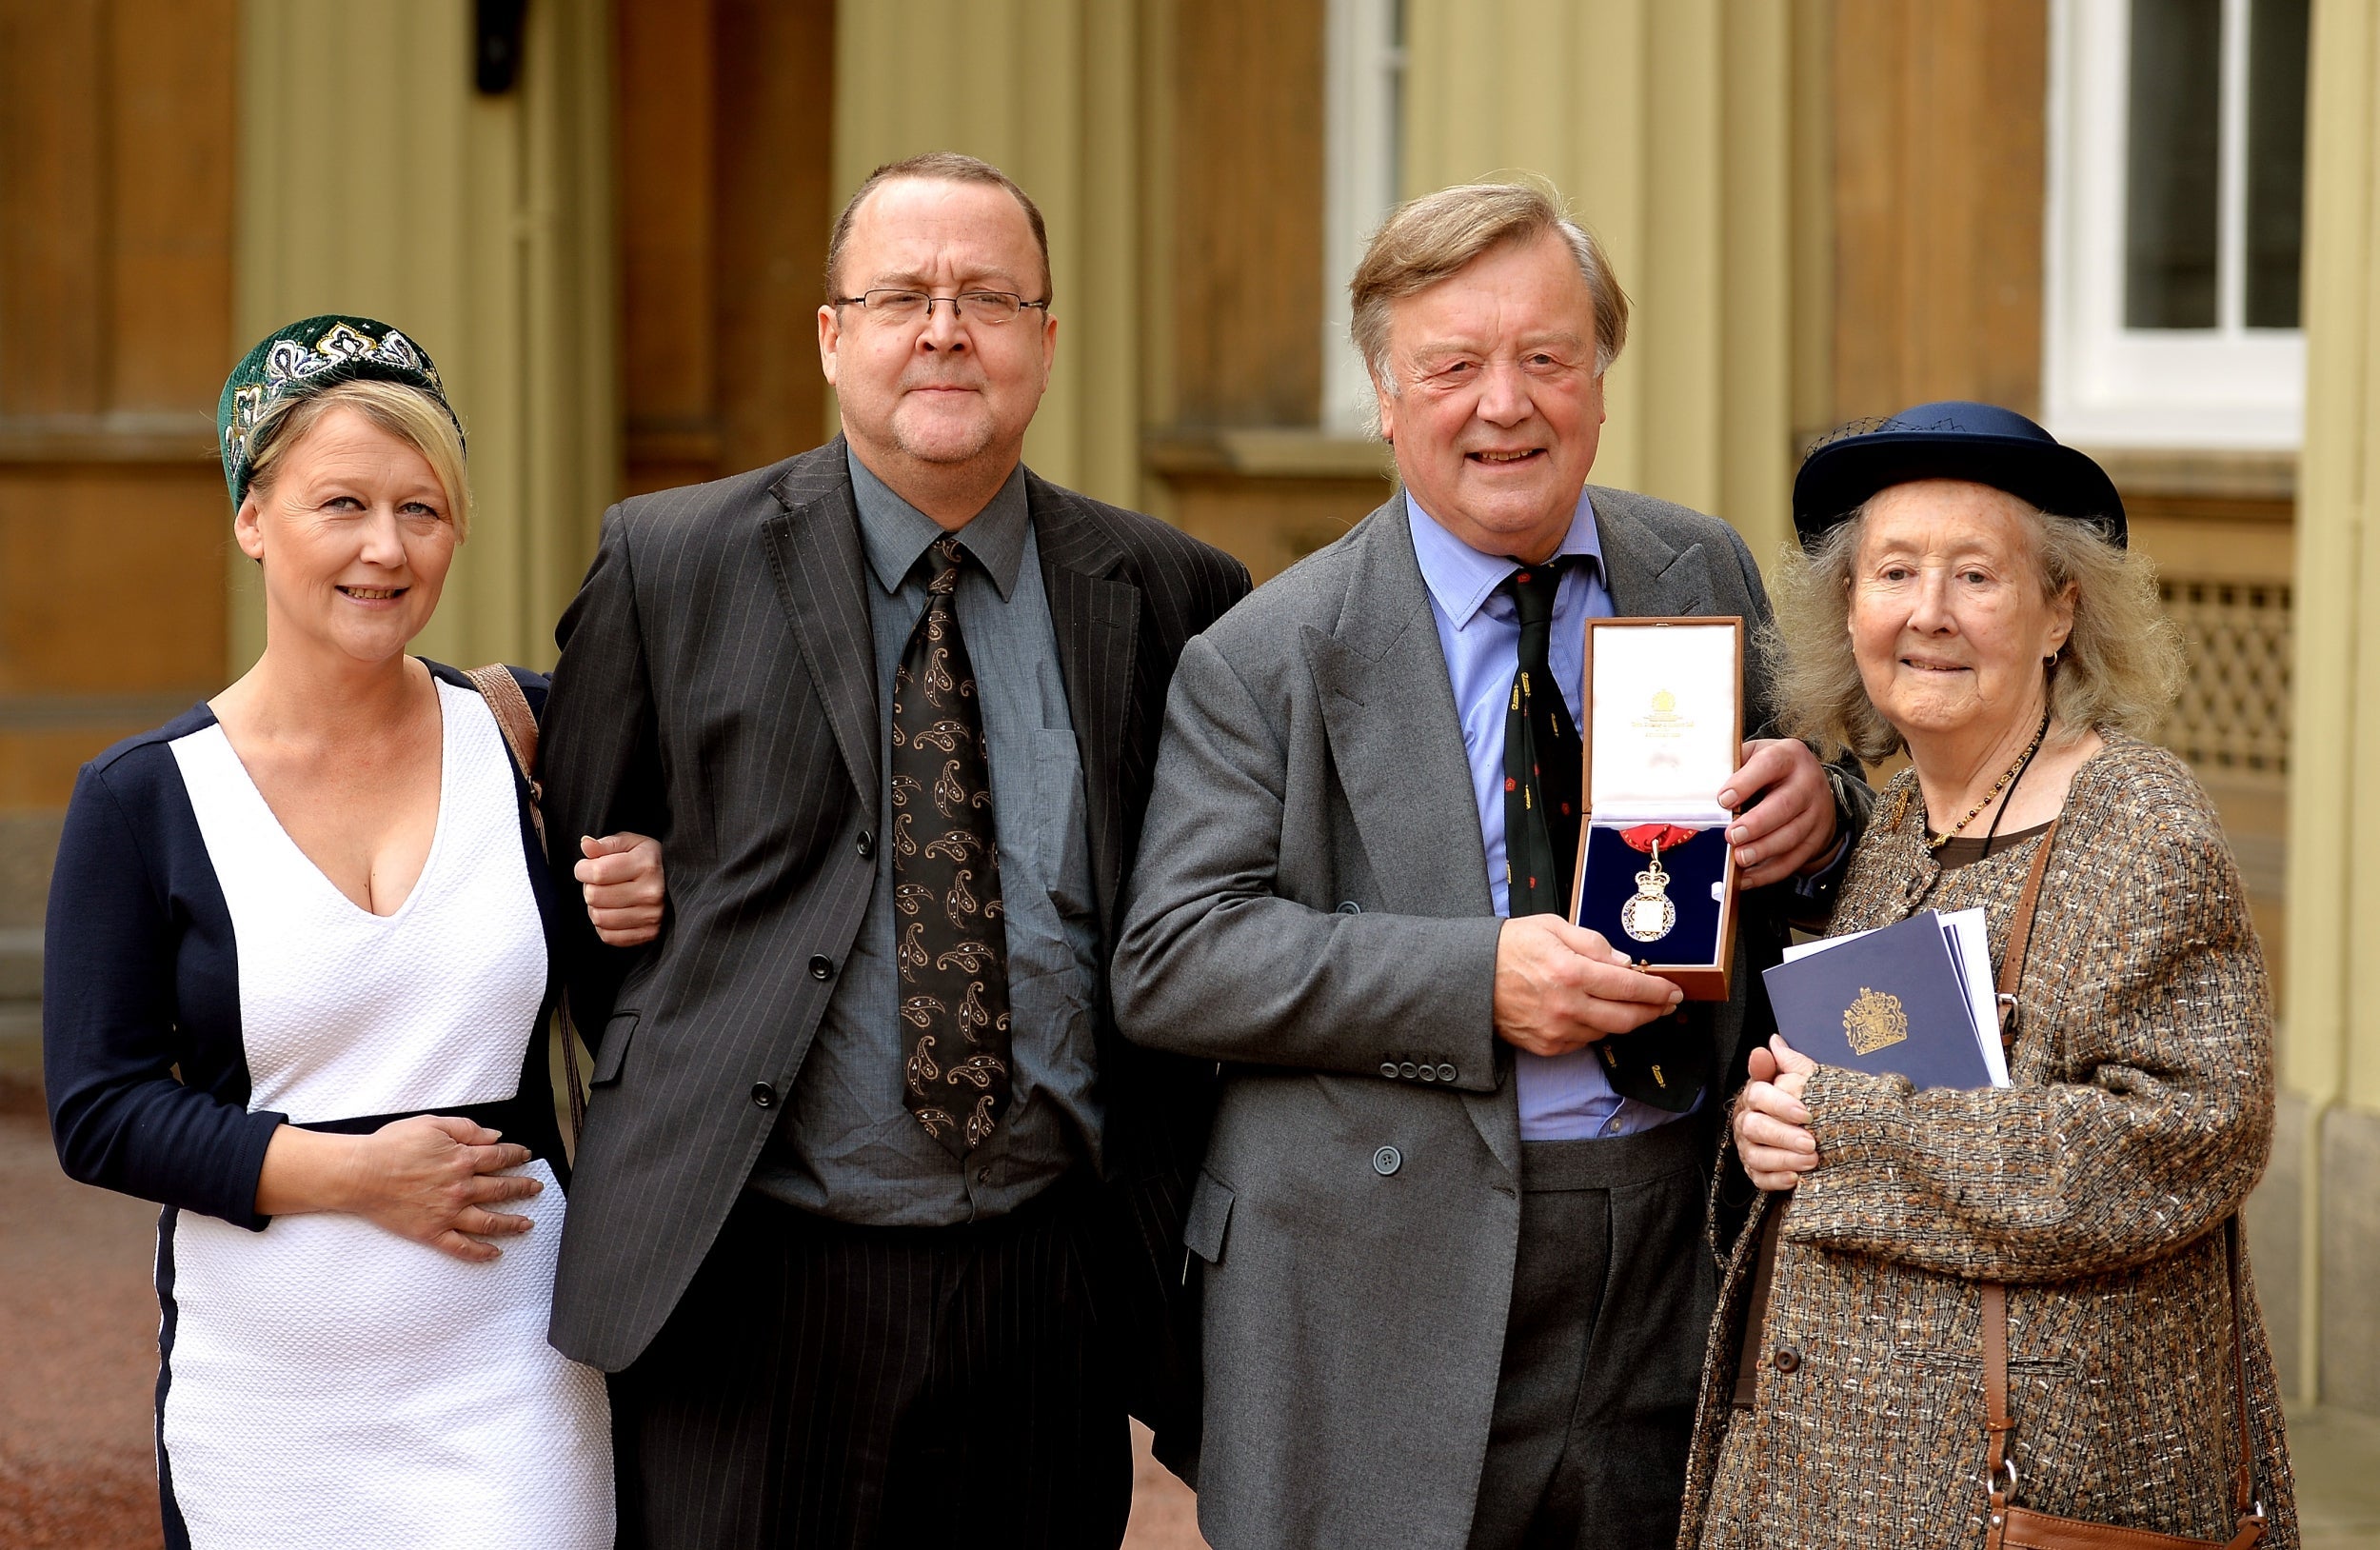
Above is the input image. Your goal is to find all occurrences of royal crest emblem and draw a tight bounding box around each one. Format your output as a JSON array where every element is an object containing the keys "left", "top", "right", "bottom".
[
  {"left": 1842, "top": 986, "right": 1909, "bottom": 1056},
  {"left": 1632, "top": 687, "right": 1693, "bottom": 733}
]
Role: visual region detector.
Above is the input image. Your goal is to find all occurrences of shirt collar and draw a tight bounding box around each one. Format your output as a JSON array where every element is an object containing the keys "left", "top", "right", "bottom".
[
  {"left": 847, "top": 448, "right": 1031, "bottom": 601},
  {"left": 1405, "top": 487, "right": 1604, "bottom": 630}
]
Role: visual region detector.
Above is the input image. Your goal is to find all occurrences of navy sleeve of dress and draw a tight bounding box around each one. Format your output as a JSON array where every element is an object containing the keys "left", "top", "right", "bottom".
[{"left": 44, "top": 740, "right": 286, "bottom": 1230}]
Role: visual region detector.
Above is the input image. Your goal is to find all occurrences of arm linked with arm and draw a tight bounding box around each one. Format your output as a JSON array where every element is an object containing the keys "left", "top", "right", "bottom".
[
  {"left": 541, "top": 507, "right": 667, "bottom": 1038},
  {"left": 1730, "top": 519, "right": 1873, "bottom": 918},
  {"left": 1111, "top": 634, "right": 1504, "bottom": 1086}
]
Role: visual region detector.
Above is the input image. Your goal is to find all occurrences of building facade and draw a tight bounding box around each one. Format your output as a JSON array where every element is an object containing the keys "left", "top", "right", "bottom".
[{"left": 0, "top": 0, "right": 2370, "bottom": 1413}]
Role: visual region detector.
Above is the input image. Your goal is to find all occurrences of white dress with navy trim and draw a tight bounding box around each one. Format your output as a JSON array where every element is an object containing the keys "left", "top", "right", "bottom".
[{"left": 156, "top": 680, "right": 611, "bottom": 1547}]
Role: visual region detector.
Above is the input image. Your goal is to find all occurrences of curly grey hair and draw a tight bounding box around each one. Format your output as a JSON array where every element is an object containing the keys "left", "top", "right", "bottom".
[{"left": 1762, "top": 488, "right": 2188, "bottom": 765}]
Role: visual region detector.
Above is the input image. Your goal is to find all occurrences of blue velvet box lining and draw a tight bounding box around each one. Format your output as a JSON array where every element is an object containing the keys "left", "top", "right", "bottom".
[{"left": 1574, "top": 823, "right": 1730, "bottom": 965}]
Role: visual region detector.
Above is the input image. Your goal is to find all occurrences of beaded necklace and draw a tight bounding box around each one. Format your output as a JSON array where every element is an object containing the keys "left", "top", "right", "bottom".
[{"left": 1926, "top": 706, "right": 2053, "bottom": 851}]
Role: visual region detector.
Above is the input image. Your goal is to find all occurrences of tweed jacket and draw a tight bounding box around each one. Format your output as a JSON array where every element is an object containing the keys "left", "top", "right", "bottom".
[
  {"left": 1111, "top": 488, "right": 1871, "bottom": 1550},
  {"left": 1678, "top": 736, "right": 2297, "bottom": 1550},
  {"left": 537, "top": 438, "right": 1249, "bottom": 1464}
]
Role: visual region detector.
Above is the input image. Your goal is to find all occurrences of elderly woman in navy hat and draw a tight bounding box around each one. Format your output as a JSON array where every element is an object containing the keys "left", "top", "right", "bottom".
[
  {"left": 1676, "top": 404, "right": 2297, "bottom": 1549},
  {"left": 44, "top": 315, "right": 665, "bottom": 1545}
]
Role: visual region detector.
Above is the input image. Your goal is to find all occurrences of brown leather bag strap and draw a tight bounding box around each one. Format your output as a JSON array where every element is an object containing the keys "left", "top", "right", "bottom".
[
  {"left": 463, "top": 665, "right": 585, "bottom": 1147},
  {"left": 1982, "top": 1222, "right": 2265, "bottom": 1540},
  {"left": 1978, "top": 821, "right": 2264, "bottom": 1540},
  {"left": 1995, "top": 824, "right": 2056, "bottom": 995},
  {"left": 1982, "top": 1282, "right": 2013, "bottom": 1485},
  {"left": 2223, "top": 1218, "right": 2258, "bottom": 1520},
  {"left": 1994, "top": 823, "right": 2059, "bottom": 1055},
  {"left": 463, "top": 666, "right": 543, "bottom": 838}
]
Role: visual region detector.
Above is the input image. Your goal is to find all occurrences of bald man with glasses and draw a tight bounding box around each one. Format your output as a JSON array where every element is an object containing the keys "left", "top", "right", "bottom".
[{"left": 540, "top": 151, "right": 1248, "bottom": 1550}]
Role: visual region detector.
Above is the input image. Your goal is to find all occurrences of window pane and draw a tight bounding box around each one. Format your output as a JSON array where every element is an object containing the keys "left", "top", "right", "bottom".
[
  {"left": 2126, "top": 0, "right": 2223, "bottom": 329},
  {"left": 2246, "top": 0, "right": 2309, "bottom": 328}
]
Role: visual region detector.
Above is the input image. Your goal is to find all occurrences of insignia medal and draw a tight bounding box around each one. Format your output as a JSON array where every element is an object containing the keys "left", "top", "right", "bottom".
[{"left": 1617, "top": 824, "right": 1703, "bottom": 944}]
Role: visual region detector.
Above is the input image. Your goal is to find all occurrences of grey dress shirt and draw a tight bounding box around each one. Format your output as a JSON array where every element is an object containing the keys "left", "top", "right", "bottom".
[{"left": 745, "top": 453, "right": 1104, "bottom": 1225}]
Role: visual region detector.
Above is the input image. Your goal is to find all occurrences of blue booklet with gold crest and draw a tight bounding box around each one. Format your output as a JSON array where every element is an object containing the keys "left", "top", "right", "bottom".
[{"left": 1759, "top": 910, "right": 2000, "bottom": 1090}]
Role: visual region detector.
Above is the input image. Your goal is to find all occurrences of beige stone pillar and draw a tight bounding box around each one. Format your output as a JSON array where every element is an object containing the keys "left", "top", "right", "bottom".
[
  {"left": 231, "top": 0, "right": 618, "bottom": 673},
  {"left": 2285, "top": 0, "right": 2380, "bottom": 1411},
  {"left": 1400, "top": 0, "right": 1823, "bottom": 571},
  {"left": 832, "top": 0, "right": 1146, "bottom": 510}
]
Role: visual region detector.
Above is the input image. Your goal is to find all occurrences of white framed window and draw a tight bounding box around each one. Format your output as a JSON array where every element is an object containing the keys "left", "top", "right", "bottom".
[
  {"left": 2044, "top": 0, "right": 2309, "bottom": 448},
  {"left": 1322, "top": 0, "right": 1406, "bottom": 434}
]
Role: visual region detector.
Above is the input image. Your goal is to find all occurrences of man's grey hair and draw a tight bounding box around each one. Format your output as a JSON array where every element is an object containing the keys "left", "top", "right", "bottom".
[{"left": 1349, "top": 180, "right": 1630, "bottom": 403}]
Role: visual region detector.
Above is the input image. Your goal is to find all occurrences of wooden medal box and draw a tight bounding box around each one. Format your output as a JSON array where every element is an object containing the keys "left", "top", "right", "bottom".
[{"left": 1568, "top": 616, "right": 1745, "bottom": 1001}]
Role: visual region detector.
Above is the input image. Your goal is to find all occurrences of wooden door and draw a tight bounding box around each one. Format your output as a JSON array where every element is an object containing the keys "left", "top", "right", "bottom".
[
  {"left": 0, "top": 0, "right": 237, "bottom": 923},
  {"left": 617, "top": 0, "right": 839, "bottom": 496}
]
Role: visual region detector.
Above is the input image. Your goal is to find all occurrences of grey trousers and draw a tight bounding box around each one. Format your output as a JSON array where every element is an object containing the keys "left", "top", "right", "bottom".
[{"left": 1467, "top": 1118, "right": 1718, "bottom": 1550}]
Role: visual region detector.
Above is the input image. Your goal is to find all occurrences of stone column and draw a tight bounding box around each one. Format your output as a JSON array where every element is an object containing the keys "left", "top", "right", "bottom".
[
  {"left": 231, "top": 0, "right": 618, "bottom": 671},
  {"left": 2286, "top": 0, "right": 2380, "bottom": 1412}
]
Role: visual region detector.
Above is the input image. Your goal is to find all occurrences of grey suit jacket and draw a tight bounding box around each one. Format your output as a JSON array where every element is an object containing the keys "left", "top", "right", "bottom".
[
  {"left": 1110, "top": 487, "right": 1869, "bottom": 1550},
  {"left": 538, "top": 439, "right": 1248, "bottom": 1459}
]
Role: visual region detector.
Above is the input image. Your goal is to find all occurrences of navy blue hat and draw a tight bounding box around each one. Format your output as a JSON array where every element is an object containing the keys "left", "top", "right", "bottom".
[{"left": 1793, "top": 401, "right": 2126, "bottom": 550}]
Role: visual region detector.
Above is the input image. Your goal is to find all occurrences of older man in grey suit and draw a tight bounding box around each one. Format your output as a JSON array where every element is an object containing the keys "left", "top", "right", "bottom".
[{"left": 1112, "top": 183, "right": 1869, "bottom": 1550}]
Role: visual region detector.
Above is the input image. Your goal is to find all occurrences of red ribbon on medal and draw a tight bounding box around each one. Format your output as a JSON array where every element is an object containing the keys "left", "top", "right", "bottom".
[{"left": 1619, "top": 824, "right": 1702, "bottom": 853}]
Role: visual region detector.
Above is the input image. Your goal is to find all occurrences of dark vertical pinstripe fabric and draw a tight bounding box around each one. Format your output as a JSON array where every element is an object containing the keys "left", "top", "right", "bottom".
[
  {"left": 619, "top": 1189, "right": 1130, "bottom": 1550},
  {"left": 539, "top": 438, "right": 1250, "bottom": 1495}
]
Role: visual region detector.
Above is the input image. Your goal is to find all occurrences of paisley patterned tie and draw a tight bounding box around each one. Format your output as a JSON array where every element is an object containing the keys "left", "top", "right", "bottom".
[
  {"left": 893, "top": 537, "right": 1013, "bottom": 1155},
  {"left": 1502, "top": 558, "right": 1582, "bottom": 917}
]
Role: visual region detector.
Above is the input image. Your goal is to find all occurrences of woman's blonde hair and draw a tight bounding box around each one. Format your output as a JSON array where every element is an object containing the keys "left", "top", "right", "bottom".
[
  {"left": 243, "top": 379, "right": 472, "bottom": 541},
  {"left": 1763, "top": 487, "right": 2188, "bottom": 764}
]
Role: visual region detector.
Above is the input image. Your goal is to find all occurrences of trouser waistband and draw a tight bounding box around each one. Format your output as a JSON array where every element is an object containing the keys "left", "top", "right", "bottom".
[{"left": 1519, "top": 1115, "right": 1707, "bottom": 1192}]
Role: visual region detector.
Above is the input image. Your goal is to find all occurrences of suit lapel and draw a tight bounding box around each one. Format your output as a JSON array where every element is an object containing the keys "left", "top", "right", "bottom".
[
  {"left": 756, "top": 439, "right": 879, "bottom": 805},
  {"left": 1303, "top": 516, "right": 1493, "bottom": 920},
  {"left": 1593, "top": 485, "right": 1714, "bottom": 619},
  {"left": 1307, "top": 504, "right": 1517, "bottom": 1177},
  {"left": 1030, "top": 476, "right": 1139, "bottom": 941}
]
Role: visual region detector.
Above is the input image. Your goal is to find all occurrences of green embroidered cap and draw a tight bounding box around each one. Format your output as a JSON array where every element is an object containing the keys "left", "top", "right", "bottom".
[{"left": 216, "top": 314, "right": 463, "bottom": 506}]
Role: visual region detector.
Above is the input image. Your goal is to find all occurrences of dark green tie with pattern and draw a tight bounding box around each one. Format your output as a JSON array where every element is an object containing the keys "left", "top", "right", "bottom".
[
  {"left": 1502, "top": 556, "right": 1705, "bottom": 1112},
  {"left": 1502, "top": 559, "right": 1581, "bottom": 918},
  {"left": 893, "top": 536, "right": 1013, "bottom": 1155}
]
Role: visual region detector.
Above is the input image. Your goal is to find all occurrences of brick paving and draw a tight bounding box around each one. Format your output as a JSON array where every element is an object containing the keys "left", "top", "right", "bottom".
[
  {"left": 17, "top": 1082, "right": 2378, "bottom": 1549},
  {"left": 0, "top": 1098, "right": 165, "bottom": 1549},
  {"left": 0, "top": 1093, "right": 1207, "bottom": 1549}
]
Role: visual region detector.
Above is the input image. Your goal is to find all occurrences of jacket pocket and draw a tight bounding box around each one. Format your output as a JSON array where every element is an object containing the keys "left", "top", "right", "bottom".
[
  {"left": 590, "top": 1011, "right": 638, "bottom": 1086},
  {"left": 1183, "top": 1168, "right": 1235, "bottom": 1265}
]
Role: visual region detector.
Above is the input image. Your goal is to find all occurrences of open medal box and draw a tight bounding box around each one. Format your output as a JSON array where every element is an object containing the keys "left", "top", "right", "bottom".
[{"left": 1569, "top": 616, "right": 1744, "bottom": 1001}]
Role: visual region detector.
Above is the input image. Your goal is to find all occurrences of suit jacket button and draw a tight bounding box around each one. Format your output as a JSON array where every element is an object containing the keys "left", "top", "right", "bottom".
[
  {"left": 1418, "top": 1063, "right": 1438, "bottom": 1082},
  {"left": 809, "top": 955, "right": 834, "bottom": 980},
  {"left": 1373, "top": 1145, "right": 1401, "bottom": 1176},
  {"left": 1336, "top": 900, "right": 1362, "bottom": 914},
  {"left": 856, "top": 829, "right": 875, "bottom": 858},
  {"left": 1379, "top": 1062, "right": 1399, "bottom": 1079},
  {"left": 1437, "top": 1063, "right": 1458, "bottom": 1082},
  {"left": 751, "top": 1082, "right": 778, "bottom": 1109},
  {"left": 1772, "top": 1346, "right": 1801, "bottom": 1374},
  {"left": 1398, "top": 1061, "right": 1419, "bottom": 1080}
]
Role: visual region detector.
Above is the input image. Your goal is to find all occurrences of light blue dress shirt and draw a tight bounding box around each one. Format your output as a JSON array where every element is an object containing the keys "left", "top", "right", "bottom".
[{"left": 1406, "top": 491, "right": 1688, "bottom": 1142}]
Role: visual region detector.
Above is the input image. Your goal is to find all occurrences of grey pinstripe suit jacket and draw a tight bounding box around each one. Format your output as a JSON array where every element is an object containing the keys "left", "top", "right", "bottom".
[{"left": 539, "top": 438, "right": 1249, "bottom": 1453}]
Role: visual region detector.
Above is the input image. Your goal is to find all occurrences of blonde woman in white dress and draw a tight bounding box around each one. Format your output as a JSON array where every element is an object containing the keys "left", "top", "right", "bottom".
[{"left": 44, "top": 315, "right": 664, "bottom": 1548}]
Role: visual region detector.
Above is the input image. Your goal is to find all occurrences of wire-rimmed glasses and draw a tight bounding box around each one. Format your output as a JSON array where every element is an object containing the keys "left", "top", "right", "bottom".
[{"left": 829, "top": 289, "right": 1050, "bottom": 326}]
